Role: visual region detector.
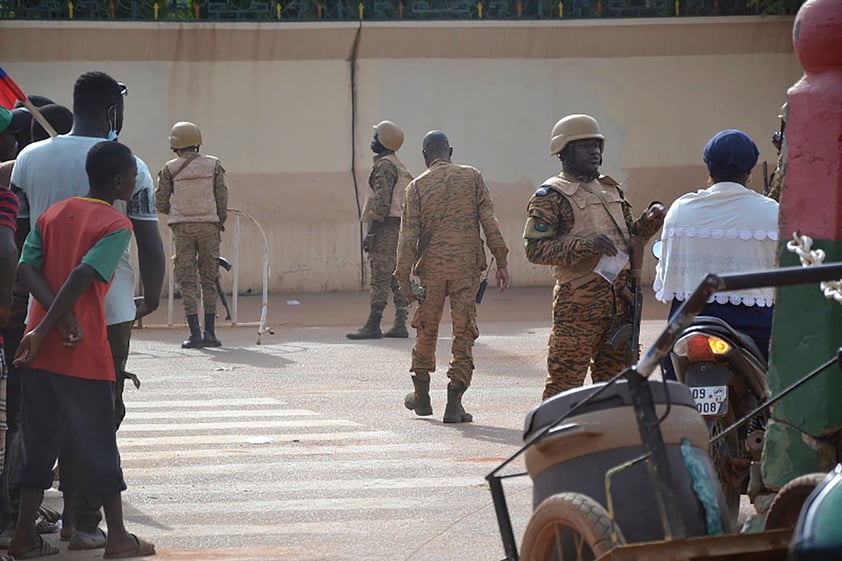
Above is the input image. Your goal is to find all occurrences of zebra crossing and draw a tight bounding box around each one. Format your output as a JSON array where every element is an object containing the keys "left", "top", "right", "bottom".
[{"left": 38, "top": 337, "right": 534, "bottom": 561}]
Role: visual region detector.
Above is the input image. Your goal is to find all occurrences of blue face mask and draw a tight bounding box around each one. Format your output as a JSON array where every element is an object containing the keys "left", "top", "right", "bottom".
[{"left": 107, "top": 129, "right": 118, "bottom": 141}]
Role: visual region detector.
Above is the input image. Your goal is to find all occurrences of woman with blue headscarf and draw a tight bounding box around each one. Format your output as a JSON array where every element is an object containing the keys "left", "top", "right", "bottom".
[{"left": 654, "top": 129, "right": 780, "bottom": 380}]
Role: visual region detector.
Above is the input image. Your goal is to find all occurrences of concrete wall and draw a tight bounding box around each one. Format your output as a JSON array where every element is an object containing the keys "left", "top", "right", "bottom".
[{"left": 0, "top": 17, "right": 801, "bottom": 292}]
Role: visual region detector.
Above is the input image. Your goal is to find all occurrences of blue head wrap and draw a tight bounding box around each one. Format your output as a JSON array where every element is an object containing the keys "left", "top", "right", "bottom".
[{"left": 703, "top": 129, "right": 759, "bottom": 179}]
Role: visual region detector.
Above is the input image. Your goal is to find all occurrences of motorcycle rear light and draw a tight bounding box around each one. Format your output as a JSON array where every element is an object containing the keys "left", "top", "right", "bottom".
[{"left": 673, "top": 333, "right": 732, "bottom": 362}]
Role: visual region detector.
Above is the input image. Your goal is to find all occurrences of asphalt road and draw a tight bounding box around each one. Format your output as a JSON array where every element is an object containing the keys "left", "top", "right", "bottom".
[{"left": 21, "top": 288, "right": 750, "bottom": 560}]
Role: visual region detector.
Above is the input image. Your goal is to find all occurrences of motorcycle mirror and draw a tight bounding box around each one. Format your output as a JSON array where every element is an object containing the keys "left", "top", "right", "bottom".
[{"left": 651, "top": 240, "right": 662, "bottom": 261}]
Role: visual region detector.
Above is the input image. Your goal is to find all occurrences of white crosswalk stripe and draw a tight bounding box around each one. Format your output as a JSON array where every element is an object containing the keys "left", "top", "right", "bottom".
[{"left": 90, "top": 383, "right": 531, "bottom": 561}]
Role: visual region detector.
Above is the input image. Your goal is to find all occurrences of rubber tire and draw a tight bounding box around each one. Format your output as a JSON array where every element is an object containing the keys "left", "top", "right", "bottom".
[
  {"left": 764, "top": 472, "right": 828, "bottom": 531},
  {"left": 710, "top": 404, "right": 743, "bottom": 528},
  {"left": 519, "top": 492, "right": 626, "bottom": 561}
]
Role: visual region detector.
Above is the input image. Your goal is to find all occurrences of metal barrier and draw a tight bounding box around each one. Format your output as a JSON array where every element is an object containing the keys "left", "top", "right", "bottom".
[{"left": 164, "top": 208, "right": 274, "bottom": 344}]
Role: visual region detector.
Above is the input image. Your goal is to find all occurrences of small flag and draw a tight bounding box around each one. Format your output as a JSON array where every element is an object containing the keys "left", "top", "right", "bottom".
[{"left": 0, "top": 67, "right": 27, "bottom": 110}]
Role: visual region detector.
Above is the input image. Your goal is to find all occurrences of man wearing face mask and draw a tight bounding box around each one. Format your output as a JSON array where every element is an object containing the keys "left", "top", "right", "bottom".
[
  {"left": 523, "top": 114, "right": 664, "bottom": 400},
  {"left": 9, "top": 70, "right": 165, "bottom": 551},
  {"left": 347, "top": 121, "right": 413, "bottom": 340}
]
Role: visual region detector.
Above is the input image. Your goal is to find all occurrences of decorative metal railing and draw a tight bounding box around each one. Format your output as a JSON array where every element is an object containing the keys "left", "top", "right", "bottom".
[{"left": 0, "top": 0, "right": 801, "bottom": 21}]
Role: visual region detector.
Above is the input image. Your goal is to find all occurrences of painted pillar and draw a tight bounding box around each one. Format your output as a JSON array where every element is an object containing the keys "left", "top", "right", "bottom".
[{"left": 758, "top": 0, "right": 842, "bottom": 513}]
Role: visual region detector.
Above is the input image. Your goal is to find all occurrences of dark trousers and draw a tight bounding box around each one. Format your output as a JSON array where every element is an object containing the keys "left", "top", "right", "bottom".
[
  {"left": 20, "top": 370, "right": 126, "bottom": 499},
  {"left": 0, "top": 325, "right": 24, "bottom": 528},
  {"left": 59, "top": 321, "right": 133, "bottom": 532}
]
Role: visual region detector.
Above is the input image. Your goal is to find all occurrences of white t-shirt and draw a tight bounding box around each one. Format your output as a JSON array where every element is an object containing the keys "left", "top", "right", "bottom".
[
  {"left": 11, "top": 135, "right": 158, "bottom": 325},
  {"left": 653, "top": 182, "right": 779, "bottom": 307}
]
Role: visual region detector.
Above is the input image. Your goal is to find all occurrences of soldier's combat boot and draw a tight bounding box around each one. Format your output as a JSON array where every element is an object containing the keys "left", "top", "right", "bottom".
[
  {"left": 443, "top": 382, "right": 473, "bottom": 423},
  {"left": 404, "top": 375, "right": 433, "bottom": 416},
  {"left": 346, "top": 311, "right": 383, "bottom": 340},
  {"left": 203, "top": 313, "right": 222, "bottom": 347},
  {"left": 383, "top": 307, "right": 409, "bottom": 338},
  {"left": 181, "top": 314, "right": 203, "bottom": 349}
]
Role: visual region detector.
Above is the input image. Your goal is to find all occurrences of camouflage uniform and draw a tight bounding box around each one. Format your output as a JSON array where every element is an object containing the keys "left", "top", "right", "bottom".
[
  {"left": 361, "top": 153, "right": 412, "bottom": 319},
  {"left": 156, "top": 153, "right": 228, "bottom": 315},
  {"left": 395, "top": 160, "right": 508, "bottom": 388},
  {"left": 768, "top": 151, "right": 785, "bottom": 202},
  {"left": 524, "top": 171, "right": 660, "bottom": 400}
]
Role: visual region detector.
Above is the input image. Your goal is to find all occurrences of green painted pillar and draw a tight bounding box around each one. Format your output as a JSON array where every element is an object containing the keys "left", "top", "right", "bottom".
[{"left": 760, "top": 0, "right": 842, "bottom": 501}]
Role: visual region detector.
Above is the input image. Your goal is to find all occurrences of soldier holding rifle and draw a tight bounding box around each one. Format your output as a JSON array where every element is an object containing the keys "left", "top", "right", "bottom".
[{"left": 523, "top": 114, "right": 664, "bottom": 400}]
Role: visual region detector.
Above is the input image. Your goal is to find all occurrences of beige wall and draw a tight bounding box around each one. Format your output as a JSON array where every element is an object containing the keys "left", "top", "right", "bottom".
[{"left": 0, "top": 17, "right": 801, "bottom": 292}]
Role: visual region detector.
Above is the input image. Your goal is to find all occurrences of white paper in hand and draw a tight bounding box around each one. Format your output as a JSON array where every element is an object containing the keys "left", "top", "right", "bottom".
[{"left": 593, "top": 249, "right": 629, "bottom": 284}]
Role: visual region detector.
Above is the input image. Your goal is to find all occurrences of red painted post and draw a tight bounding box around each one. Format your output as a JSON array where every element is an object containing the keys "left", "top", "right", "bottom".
[
  {"left": 398, "top": 1, "right": 403, "bottom": 17},
  {"left": 516, "top": 0, "right": 521, "bottom": 17},
  {"left": 780, "top": 0, "right": 842, "bottom": 235},
  {"left": 749, "top": 0, "right": 842, "bottom": 531}
]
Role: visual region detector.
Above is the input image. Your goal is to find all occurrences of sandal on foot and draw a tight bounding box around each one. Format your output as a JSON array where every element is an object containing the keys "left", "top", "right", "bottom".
[
  {"left": 103, "top": 534, "right": 156, "bottom": 559},
  {"left": 9, "top": 535, "right": 59, "bottom": 559},
  {"left": 67, "top": 527, "right": 107, "bottom": 550},
  {"left": 35, "top": 519, "right": 59, "bottom": 535}
]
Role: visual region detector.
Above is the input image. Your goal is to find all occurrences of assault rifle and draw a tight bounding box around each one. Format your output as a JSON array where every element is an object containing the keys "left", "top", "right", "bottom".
[
  {"left": 217, "top": 256, "right": 233, "bottom": 321},
  {"left": 607, "top": 234, "right": 646, "bottom": 364}
]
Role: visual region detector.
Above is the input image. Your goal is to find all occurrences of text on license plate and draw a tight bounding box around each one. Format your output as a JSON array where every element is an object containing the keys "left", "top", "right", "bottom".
[{"left": 690, "top": 385, "right": 728, "bottom": 416}]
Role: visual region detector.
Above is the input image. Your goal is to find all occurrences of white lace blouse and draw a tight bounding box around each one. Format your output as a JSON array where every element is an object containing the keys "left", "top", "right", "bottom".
[{"left": 654, "top": 182, "right": 780, "bottom": 306}]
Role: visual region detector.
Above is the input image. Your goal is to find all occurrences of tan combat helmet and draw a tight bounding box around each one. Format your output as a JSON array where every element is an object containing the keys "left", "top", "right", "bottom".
[
  {"left": 778, "top": 102, "right": 788, "bottom": 122},
  {"left": 549, "top": 114, "right": 605, "bottom": 156},
  {"left": 373, "top": 120, "right": 404, "bottom": 151},
  {"left": 169, "top": 121, "right": 202, "bottom": 150}
]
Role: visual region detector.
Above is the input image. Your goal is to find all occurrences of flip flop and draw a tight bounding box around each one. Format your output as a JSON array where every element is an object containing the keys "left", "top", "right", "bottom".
[
  {"left": 35, "top": 519, "right": 58, "bottom": 535},
  {"left": 10, "top": 535, "right": 59, "bottom": 559},
  {"left": 67, "top": 527, "right": 107, "bottom": 550},
  {"left": 103, "top": 534, "right": 156, "bottom": 559}
]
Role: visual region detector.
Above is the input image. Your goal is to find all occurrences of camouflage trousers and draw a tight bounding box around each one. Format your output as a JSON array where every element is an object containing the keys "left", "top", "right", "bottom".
[
  {"left": 543, "top": 274, "right": 630, "bottom": 400},
  {"left": 368, "top": 217, "right": 407, "bottom": 313},
  {"left": 172, "top": 222, "right": 220, "bottom": 316},
  {"left": 410, "top": 275, "right": 480, "bottom": 388}
]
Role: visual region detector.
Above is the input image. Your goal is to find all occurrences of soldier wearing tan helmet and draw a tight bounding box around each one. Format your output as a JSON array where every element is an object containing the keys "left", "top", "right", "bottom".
[
  {"left": 156, "top": 121, "right": 229, "bottom": 348},
  {"left": 523, "top": 114, "right": 664, "bottom": 399},
  {"left": 347, "top": 120, "right": 414, "bottom": 340}
]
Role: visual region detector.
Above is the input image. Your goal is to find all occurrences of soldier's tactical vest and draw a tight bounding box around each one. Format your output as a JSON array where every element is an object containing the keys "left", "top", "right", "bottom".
[
  {"left": 362, "top": 153, "right": 413, "bottom": 222},
  {"left": 545, "top": 173, "right": 630, "bottom": 287},
  {"left": 166, "top": 154, "right": 219, "bottom": 225}
]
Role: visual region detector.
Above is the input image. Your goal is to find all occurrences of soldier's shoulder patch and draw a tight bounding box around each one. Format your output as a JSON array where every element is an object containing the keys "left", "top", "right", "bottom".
[{"left": 534, "top": 186, "right": 551, "bottom": 197}]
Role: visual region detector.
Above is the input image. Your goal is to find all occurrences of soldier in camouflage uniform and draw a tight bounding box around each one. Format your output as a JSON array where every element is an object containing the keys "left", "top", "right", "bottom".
[
  {"left": 767, "top": 103, "right": 786, "bottom": 202},
  {"left": 523, "top": 114, "right": 664, "bottom": 400},
  {"left": 395, "top": 131, "right": 510, "bottom": 423},
  {"left": 156, "top": 121, "right": 228, "bottom": 348},
  {"left": 348, "top": 121, "right": 413, "bottom": 340}
]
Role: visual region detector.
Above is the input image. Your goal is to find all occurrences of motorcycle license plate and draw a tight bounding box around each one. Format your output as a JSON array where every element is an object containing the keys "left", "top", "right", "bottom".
[{"left": 690, "top": 385, "right": 728, "bottom": 416}]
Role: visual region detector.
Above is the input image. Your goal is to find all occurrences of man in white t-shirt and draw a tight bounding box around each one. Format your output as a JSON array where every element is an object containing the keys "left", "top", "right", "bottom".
[
  {"left": 9, "top": 71, "right": 165, "bottom": 551},
  {"left": 654, "top": 129, "right": 779, "bottom": 379}
]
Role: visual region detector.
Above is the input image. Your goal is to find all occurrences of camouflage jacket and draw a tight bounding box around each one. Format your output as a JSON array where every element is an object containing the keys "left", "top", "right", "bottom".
[
  {"left": 523, "top": 171, "right": 660, "bottom": 270},
  {"left": 396, "top": 159, "right": 508, "bottom": 281}
]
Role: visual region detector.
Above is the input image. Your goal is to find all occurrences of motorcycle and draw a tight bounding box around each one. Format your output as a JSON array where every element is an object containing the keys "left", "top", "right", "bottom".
[{"left": 653, "top": 241, "right": 770, "bottom": 523}]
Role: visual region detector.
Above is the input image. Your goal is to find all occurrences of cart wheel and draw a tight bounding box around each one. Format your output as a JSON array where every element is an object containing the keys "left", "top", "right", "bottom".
[
  {"left": 764, "top": 472, "right": 828, "bottom": 531},
  {"left": 519, "top": 492, "right": 626, "bottom": 561},
  {"left": 710, "top": 405, "right": 743, "bottom": 527}
]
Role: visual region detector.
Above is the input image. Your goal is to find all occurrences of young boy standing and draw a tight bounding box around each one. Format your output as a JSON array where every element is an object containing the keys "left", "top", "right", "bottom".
[{"left": 9, "top": 141, "right": 155, "bottom": 559}]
